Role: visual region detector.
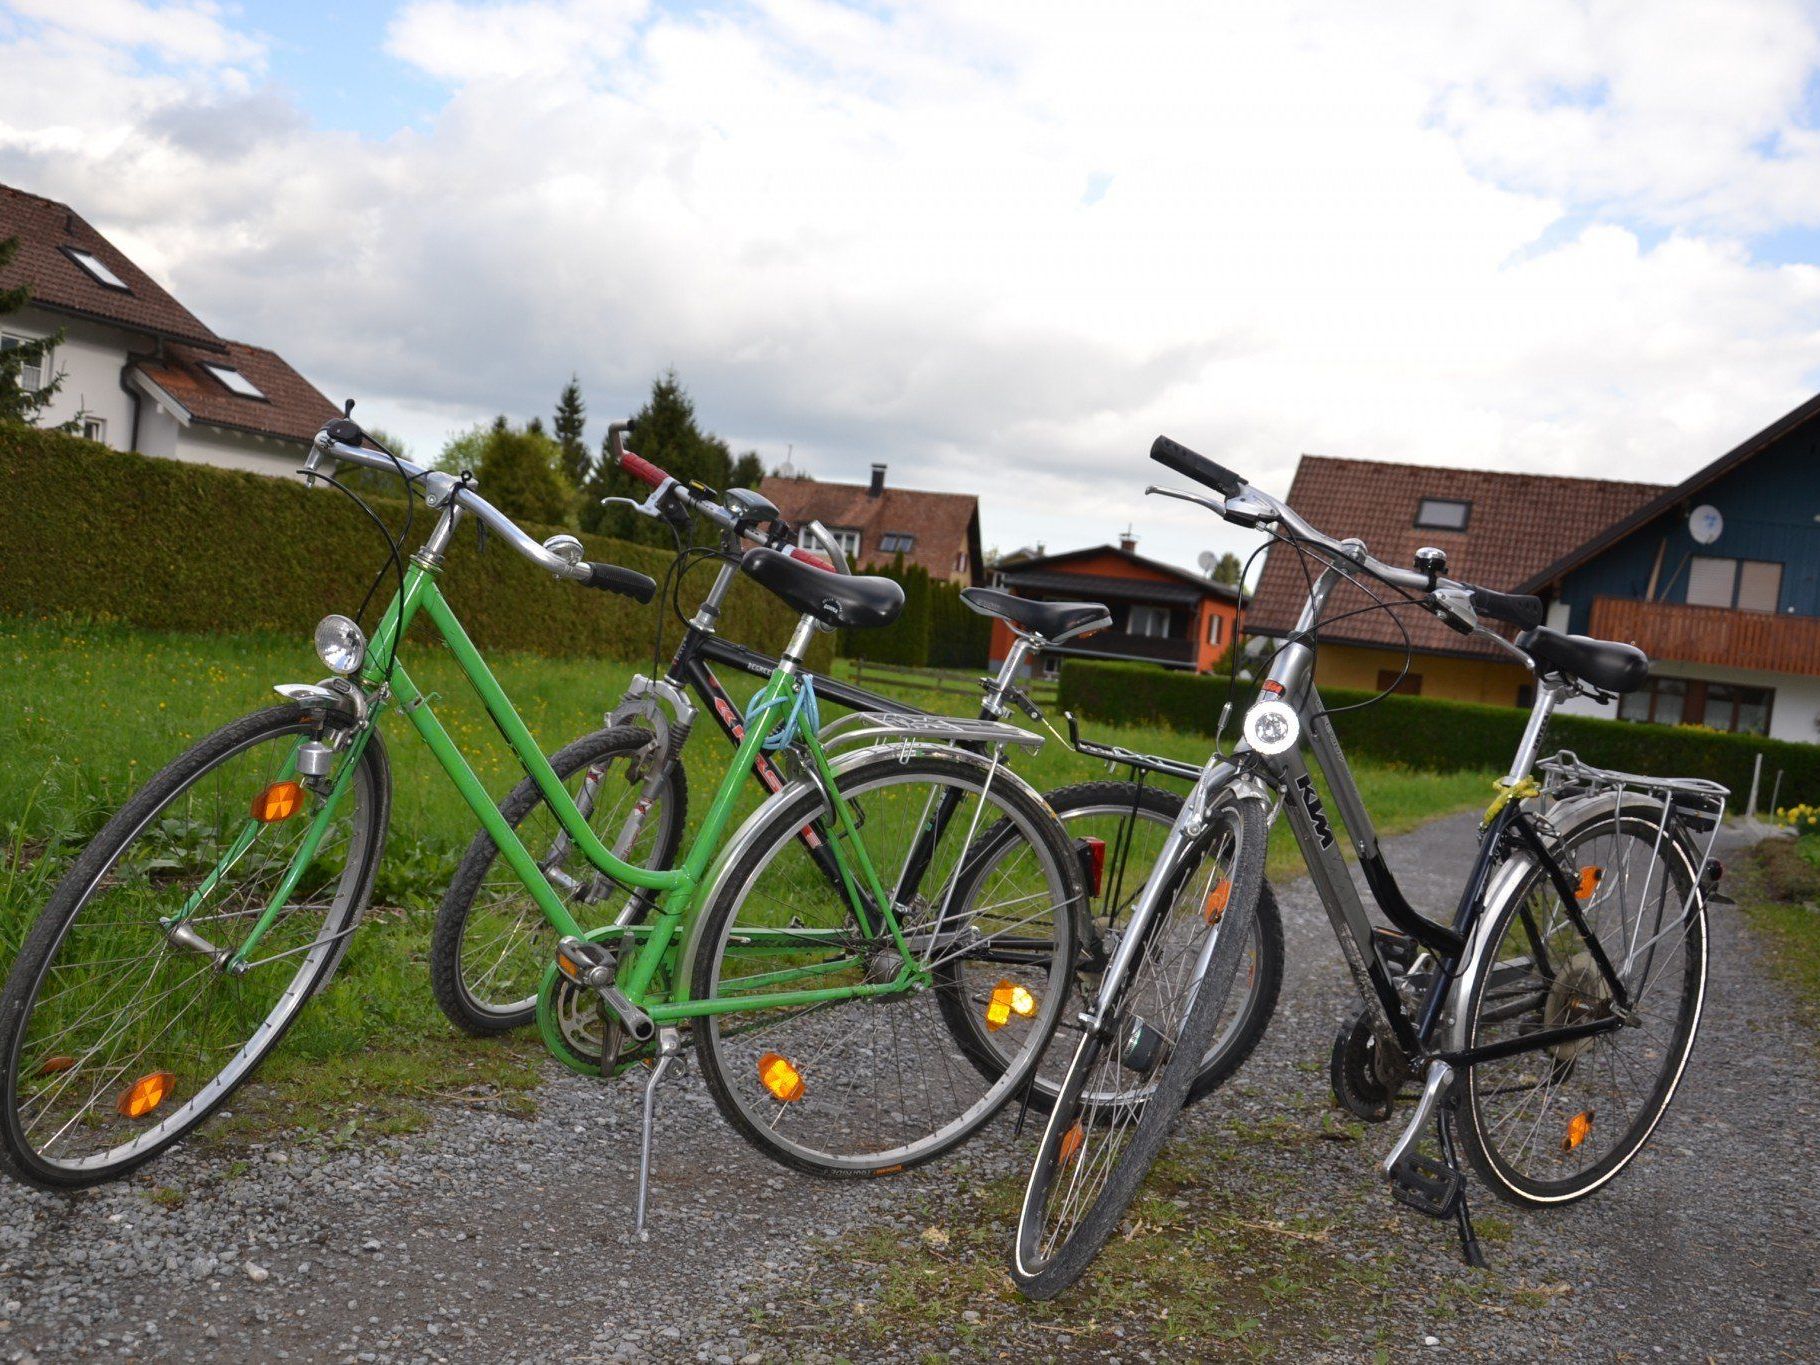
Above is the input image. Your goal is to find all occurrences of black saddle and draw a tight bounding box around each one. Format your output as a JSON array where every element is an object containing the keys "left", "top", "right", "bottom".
[
  {"left": 1515, "top": 626, "right": 1650, "bottom": 695},
  {"left": 960, "top": 588, "right": 1111, "bottom": 644},
  {"left": 740, "top": 548, "right": 904, "bottom": 630}
]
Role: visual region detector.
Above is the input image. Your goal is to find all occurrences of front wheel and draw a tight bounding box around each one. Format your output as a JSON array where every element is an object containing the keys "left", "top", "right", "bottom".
[
  {"left": 1454, "top": 800, "right": 1707, "bottom": 1206},
  {"left": 688, "top": 748, "right": 1080, "bottom": 1178},
  {"left": 1013, "top": 791, "right": 1268, "bottom": 1300},
  {"left": 0, "top": 704, "right": 390, "bottom": 1189}
]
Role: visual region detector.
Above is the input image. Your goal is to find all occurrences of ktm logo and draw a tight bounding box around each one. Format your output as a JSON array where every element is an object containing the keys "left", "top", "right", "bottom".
[{"left": 1296, "top": 773, "right": 1335, "bottom": 849}]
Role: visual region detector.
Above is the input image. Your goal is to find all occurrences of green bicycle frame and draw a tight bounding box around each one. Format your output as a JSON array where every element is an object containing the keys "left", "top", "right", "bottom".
[{"left": 223, "top": 554, "right": 922, "bottom": 1025}]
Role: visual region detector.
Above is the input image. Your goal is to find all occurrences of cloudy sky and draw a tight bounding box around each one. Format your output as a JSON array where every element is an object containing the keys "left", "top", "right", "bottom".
[{"left": 5, "top": 0, "right": 1820, "bottom": 569}]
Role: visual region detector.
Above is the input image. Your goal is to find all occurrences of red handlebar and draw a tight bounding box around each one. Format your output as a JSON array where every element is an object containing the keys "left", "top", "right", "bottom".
[{"left": 619, "top": 449, "right": 668, "bottom": 489}]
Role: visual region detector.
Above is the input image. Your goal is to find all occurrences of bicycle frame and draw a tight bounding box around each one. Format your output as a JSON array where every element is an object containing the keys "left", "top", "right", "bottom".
[{"left": 227, "top": 551, "right": 927, "bottom": 1027}]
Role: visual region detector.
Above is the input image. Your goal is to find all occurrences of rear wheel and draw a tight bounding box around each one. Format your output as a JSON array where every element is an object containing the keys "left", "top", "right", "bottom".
[
  {"left": 0, "top": 704, "right": 389, "bottom": 1189},
  {"left": 1013, "top": 792, "right": 1267, "bottom": 1299},
  {"left": 429, "top": 727, "right": 684, "bottom": 1038},
  {"left": 1455, "top": 801, "right": 1707, "bottom": 1206},
  {"left": 689, "top": 749, "right": 1079, "bottom": 1177},
  {"left": 938, "top": 780, "right": 1283, "bottom": 1110}
]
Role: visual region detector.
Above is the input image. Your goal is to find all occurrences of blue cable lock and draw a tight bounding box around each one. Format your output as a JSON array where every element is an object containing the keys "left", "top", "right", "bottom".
[{"left": 743, "top": 675, "right": 819, "bottom": 751}]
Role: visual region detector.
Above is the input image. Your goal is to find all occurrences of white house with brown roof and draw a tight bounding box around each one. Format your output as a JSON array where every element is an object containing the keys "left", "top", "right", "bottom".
[
  {"left": 759, "top": 463, "right": 984, "bottom": 585},
  {"left": 0, "top": 182, "right": 337, "bottom": 474}
]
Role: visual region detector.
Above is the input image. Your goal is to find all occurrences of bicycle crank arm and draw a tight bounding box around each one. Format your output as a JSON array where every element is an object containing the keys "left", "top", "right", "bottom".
[
  {"left": 556, "top": 936, "right": 656, "bottom": 1042},
  {"left": 1382, "top": 1060, "right": 1454, "bottom": 1178}
]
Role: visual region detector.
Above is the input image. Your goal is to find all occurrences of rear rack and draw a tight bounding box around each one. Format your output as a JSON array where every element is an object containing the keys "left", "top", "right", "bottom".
[
  {"left": 1536, "top": 749, "right": 1730, "bottom": 839},
  {"left": 1064, "top": 712, "right": 1201, "bottom": 783}
]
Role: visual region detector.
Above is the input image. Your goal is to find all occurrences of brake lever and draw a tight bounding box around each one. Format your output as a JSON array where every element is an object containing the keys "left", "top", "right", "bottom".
[{"left": 1144, "top": 484, "right": 1227, "bottom": 516}]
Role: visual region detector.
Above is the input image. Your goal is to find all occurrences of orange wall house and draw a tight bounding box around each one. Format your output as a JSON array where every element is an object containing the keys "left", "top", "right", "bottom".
[{"left": 989, "top": 541, "right": 1242, "bottom": 675}]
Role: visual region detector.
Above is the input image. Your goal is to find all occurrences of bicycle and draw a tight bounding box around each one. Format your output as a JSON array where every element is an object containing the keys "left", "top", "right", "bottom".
[
  {"left": 1012, "top": 434, "right": 1727, "bottom": 1298},
  {"left": 0, "top": 416, "right": 1083, "bottom": 1218},
  {"left": 427, "top": 426, "right": 1284, "bottom": 1111}
]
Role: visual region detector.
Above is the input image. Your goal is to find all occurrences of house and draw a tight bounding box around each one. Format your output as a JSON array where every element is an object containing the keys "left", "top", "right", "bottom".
[
  {"left": 988, "top": 532, "right": 1242, "bottom": 676},
  {"left": 1518, "top": 394, "right": 1820, "bottom": 742},
  {"left": 1244, "top": 457, "right": 1663, "bottom": 707},
  {"left": 0, "top": 182, "right": 337, "bottom": 473},
  {"left": 759, "top": 464, "right": 984, "bottom": 585}
]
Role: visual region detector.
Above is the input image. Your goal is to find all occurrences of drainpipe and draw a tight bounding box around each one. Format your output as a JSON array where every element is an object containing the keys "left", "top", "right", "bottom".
[{"left": 118, "top": 357, "right": 144, "bottom": 452}]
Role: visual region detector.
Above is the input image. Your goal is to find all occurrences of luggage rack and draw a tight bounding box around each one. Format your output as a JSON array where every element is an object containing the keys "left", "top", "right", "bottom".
[
  {"left": 1536, "top": 748, "right": 1729, "bottom": 846},
  {"left": 1064, "top": 712, "right": 1202, "bottom": 783}
]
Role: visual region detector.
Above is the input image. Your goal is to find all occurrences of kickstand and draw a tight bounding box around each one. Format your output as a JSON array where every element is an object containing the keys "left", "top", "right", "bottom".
[
  {"left": 1436, "top": 1090, "right": 1486, "bottom": 1269},
  {"left": 635, "top": 1027, "right": 683, "bottom": 1239}
]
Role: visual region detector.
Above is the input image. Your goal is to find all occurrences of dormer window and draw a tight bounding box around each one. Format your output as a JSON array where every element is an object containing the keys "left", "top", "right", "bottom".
[
  {"left": 1414, "top": 497, "right": 1471, "bottom": 531},
  {"left": 202, "top": 363, "right": 266, "bottom": 400},
  {"left": 62, "top": 247, "right": 130, "bottom": 291},
  {"left": 878, "top": 533, "right": 916, "bottom": 554}
]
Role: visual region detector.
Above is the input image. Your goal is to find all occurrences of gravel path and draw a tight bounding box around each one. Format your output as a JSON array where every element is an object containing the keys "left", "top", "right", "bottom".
[{"left": 0, "top": 812, "right": 1813, "bottom": 1362}]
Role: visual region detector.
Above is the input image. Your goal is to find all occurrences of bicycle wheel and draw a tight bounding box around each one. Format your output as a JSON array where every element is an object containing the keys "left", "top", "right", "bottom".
[
  {"left": 1013, "top": 791, "right": 1266, "bottom": 1300},
  {"left": 688, "top": 748, "right": 1079, "bottom": 1177},
  {"left": 429, "top": 726, "right": 684, "bottom": 1036},
  {"left": 1454, "top": 799, "right": 1707, "bottom": 1206},
  {"left": 939, "top": 780, "right": 1283, "bottom": 1111},
  {"left": 0, "top": 703, "right": 389, "bottom": 1189}
]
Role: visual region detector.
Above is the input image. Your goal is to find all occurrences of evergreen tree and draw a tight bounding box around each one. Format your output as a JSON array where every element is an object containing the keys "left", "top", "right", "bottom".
[
  {"left": 553, "top": 375, "right": 590, "bottom": 486},
  {"left": 441, "top": 419, "right": 576, "bottom": 527},
  {"left": 1211, "top": 551, "right": 1243, "bottom": 586},
  {"left": 731, "top": 450, "right": 765, "bottom": 489},
  {"left": 0, "top": 235, "right": 74, "bottom": 429},
  {"left": 581, "top": 370, "right": 739, "bottom": 543}
]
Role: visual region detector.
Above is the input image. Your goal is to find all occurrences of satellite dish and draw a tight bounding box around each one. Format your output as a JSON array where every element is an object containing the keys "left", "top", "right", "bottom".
[
  {"left": 1198, "top": 550, "right": 1221, "bottom": 577},
  {"left": 1689, "top": 505, "right": 1723, "bottom": 546}
]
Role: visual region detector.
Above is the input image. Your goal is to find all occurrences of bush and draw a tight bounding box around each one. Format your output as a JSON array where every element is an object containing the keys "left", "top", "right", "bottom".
[
  {"left": 841, "top": 557, "right": 931, "bottom": 666},
  {"left": 927, "top": 579, "right": 991, "bottom": 670},
  {"left": 1058, "top": 657, "right": 1820, "bottom": 804},
  {"left": 0, "top": 425, "right": 828, "bottom": 666}
]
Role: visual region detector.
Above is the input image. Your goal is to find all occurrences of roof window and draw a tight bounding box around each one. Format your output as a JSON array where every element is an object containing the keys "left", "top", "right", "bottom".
[
  {"left": 63, "top": 247, "right": 130, "bottom": 291},
  {"left": 202, "top": 363, "right": 266, "bottom": 400},
  {"left": 1414, "top": 497, "right": 1471, "bottom": 531}
]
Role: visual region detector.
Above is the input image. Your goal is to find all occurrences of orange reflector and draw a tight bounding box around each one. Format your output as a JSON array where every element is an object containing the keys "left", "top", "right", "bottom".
[
  {"left": 758, "top": 1052, "right": 805, "bottom": 1103},
  {"left": 1204, "top": 878, "right": 1232, "bottom": 924},
  {"left": 117, "top": 1071, "right": 175, "bottom": 1119},
  {"left": 1574, "top": 866, "right": 1603, "bottom": 901},
  {"left": 1562, "top": 1110, "right": 1595, "bottom": 1151},
  {"left": 251, "top": 780, "right": 305, "bottom": 823},
  {"left": 1058, "top": 1120, "right": 1084, "bottom": 1168},
  {"left": 36, "top": 1055, "right": 76, "bottom": 1076},
  {"left": 985, "top": 980, "right": 1037, "bottom": 1031}
]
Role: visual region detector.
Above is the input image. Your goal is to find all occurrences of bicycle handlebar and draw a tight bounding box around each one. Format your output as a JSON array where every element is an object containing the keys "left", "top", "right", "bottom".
[
  {"left": 303, "top": 426, "right": 656, "bottom": 602},
  {"left": 1149, "top": 432, "right": 1541, "bottom": 656}
]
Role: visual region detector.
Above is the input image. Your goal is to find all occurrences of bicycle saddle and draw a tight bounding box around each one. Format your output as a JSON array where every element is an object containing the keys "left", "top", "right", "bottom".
[
  {"left": 960, "top": 588, "right": 1111, "bottom": 643},
  {"left": 1514, "top": 626, "right": 1650, "bottom": 695},
  {"left": 740, "top": 547, "right": 905, "bottom": 629}
]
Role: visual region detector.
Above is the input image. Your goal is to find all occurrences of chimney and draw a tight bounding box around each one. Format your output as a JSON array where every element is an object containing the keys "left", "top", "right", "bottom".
[
  {"left": 869, "top": 463, "right": 886, "bottom": 497},
  {"left": 1118, "top": 525, "right": 1137, "bottom": 553}
]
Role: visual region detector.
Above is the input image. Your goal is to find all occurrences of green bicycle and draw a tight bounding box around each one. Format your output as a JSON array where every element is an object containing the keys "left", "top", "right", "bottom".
[{"left": 0, "top": 416, "right": 1082, "bottom": 1206}]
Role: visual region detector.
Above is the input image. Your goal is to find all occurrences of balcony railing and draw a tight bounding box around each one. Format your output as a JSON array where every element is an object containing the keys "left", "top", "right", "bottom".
[{"left": 1588, "top": 596, "right": 1820, "bottom": 678}]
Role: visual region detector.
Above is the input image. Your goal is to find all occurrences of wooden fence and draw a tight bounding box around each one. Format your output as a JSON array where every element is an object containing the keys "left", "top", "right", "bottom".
[{"left": 848, "top": 658, "right": 1059, "bottom": 707}]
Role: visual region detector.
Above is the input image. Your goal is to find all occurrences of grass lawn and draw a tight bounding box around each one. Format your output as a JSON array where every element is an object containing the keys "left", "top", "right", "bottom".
[
  {"left": 1739, "top": 832, "right": 1820, "bottom": 1042},
  {"left": 0, "top": 615, "right": 1496, "bottom": 1137}
]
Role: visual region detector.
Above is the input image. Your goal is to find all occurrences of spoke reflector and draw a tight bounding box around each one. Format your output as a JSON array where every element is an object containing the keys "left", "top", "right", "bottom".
[
  {"left": 1204, "top": 878, "right": 1232, "bottom": 924},
  {"left": 1562, "top": 1109, "right": 1594, "bottom": 1151},
  {"left": 251, "top": 780, "right": 305, "bottom": 823},
  {"left": 1574, "top": 866, "right": 1603, "bottom": 901},
  {"left": 1058, "top": 1119, "right": 1084, "bottom": 1168},
  {"left": 758, "top": 1052, "right": 805, "bottom": 1103},
  {"left": 117, "top": 1071, "right": 176, "bottom": 1119},
  {"left": 985, "top": 980, "right": 1037, "bottom": 1031}
]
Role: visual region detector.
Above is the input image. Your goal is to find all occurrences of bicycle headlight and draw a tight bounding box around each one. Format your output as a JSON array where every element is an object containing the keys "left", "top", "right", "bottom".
[
  {"left": 1242, "top": 699, "right": 1299, "bottom": 756},
  {"left": 313, "top": 614, "right": 367, "bottom": 676}
]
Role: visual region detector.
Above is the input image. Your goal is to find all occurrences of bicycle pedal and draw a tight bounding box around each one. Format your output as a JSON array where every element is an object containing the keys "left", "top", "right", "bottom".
[
  {"left": 555, "top": 936, "right": 613, "bottom": 983},
  {"left": 1387, "top": 1151, "right": 1463, "bottom": 1219}
]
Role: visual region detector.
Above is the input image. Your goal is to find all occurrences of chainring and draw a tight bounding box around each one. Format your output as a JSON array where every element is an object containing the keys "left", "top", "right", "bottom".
[{"left": 1328, "top": 1008, "right": 1408, "bottom": 1123}]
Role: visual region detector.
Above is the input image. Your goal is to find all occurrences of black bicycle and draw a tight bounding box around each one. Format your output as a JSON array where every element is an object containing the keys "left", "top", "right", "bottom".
[{"left": 1012, "top": 434, "right": 1726, "bottom": 1298}]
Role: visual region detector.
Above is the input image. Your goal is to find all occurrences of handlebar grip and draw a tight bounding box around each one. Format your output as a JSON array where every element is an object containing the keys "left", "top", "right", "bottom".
[
  {"left": 1468, "top": 586, "right": 1543, "bottom": 629},
  {"left": 786, "top": 546, "right": 838, "bottom": 572},
  {"left": 1149, "top": 435, "right": 1245, "bottom": 498},
  {"left": 618, "top": 450, "right": 668, "bottom": 489},
  {"left": 582, "top": 562, "right": 658, "bottom": 604}
]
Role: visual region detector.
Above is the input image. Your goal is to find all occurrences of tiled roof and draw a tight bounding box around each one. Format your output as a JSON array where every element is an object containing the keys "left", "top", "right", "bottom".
[
  {"left": 0, "top": 183, "right": 223, "bottom": 349},
  {"left": 1001, "top": 568, "right": 1208, "bottom": 606},
  {"left": 134, "top": 340, "right": 339, "bottom": 446},
  {"left": 1009, "top": 544, "right": 1243, "bottom": 602},
  {"left": 1245, "top": 456, "right": 1663, "bottom": 658},
  {"left": 759, "top": 473, "right": 980, "bottom": 581}
]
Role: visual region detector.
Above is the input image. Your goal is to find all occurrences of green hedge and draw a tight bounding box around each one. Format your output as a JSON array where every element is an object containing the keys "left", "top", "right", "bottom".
[
  {"left": 927, "top": 579, "right": 992, "bottom": 670},
  {"left": 0, "top": 425, "right": 828, "bottom": 666},
  {"left": 1058, "top": 658, "right": 1820, "bottom": 804},
  {"left": 841, "top": 558, "right": 932, "bottom": 666}
]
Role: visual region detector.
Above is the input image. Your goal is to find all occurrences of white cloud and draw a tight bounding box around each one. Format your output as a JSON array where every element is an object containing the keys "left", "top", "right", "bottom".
[{"left": 4, "top": 0, "right": 1820, "bottom": 568}]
